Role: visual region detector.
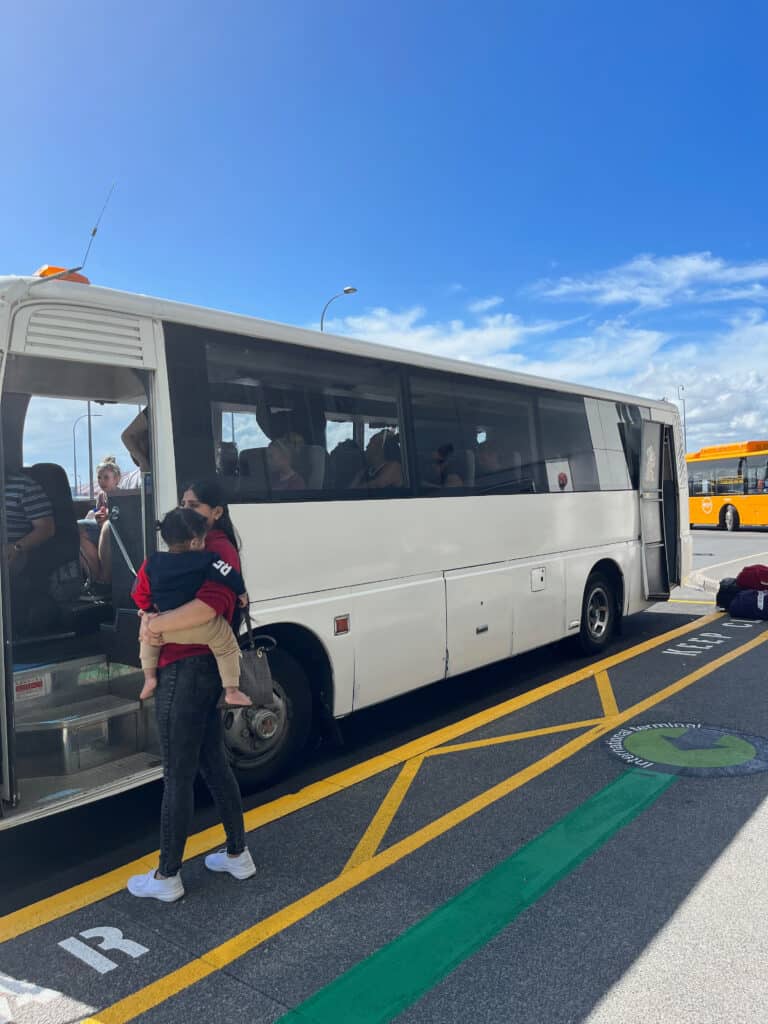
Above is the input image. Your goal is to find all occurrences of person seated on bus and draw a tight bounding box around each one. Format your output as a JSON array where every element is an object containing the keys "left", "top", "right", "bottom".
[
  {"left": 429, "top": 444, "right": 464, "bottom": 488},
  {"left": 353, "top": 430, "right": 403, "bottom": 489},
  {"left": 120, "top": 407, "right": 150, "bottom": 489},
  {"left": 476, "top": 439, "right": 502, "bottom": 476},
  {"left": 4, "top": 466, "right": 56, "bottom": 632},
  {"left": 5, "top": 468, "right": 56, "bottom": 569},
  {"left": 78, "top": 456, "right": 123, "bottom": 584},
  {"left": 267, "top": 438, "right": 306, "bottom": 492}
]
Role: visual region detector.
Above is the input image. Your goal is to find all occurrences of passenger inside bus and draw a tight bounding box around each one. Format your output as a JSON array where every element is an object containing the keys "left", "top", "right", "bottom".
[
  {"left": 78, "top": 456, "right": 123, "bottom": 586},
  {"left": 429, "top": 444, "right": 466, "bottom": 488},
  {"left": 267, "top": 438, "right": 306, "bottom": 491},
  {"left": 4, "top": 464, "right": 57, "bottom": 634},
  {"left": 120, "top": 407, "right": 150, "bottom": 488},
  {"left": 354, "top": 429, "right": 403, "bottom": 489}
]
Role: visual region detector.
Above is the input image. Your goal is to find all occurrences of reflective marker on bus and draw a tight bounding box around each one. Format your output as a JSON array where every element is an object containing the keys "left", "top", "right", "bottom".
[
  {"left": 686, "top": 440, "right": 768, "bottom": 530},
  {"left": 0, "top": 269, "right": 691, "bottom": 828}
]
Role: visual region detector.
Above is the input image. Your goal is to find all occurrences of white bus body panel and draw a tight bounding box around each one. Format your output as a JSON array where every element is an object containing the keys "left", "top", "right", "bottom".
[{"left": 232, "top": 489, "right": 645, "bottom": 715}]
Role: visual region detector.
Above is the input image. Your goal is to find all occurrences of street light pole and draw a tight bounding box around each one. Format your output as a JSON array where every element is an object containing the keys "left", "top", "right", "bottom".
[
  {"left": 87, "top": 400, "right": 95, "bottom": 500},
  {"left": 320, "top": 286, "right": 357, "bottom": 332},
  {"left": 72, "top": 413, "right": 88, "bottom": 494},
  {"left": 72, "top": 410, "right": 102, "bottom": 496},
  {"left": 677, "top": 385, "right": 688, "bottom": 452}
]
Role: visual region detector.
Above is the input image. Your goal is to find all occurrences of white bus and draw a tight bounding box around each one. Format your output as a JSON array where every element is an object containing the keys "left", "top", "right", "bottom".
[{"left": 0, "top": 269, "right": 691, "bottom": 828}]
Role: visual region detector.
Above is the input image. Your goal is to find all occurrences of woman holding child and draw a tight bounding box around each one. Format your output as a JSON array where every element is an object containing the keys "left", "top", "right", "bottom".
[{"left": 127, "top": 480, "right": 256, "bottom": 903}]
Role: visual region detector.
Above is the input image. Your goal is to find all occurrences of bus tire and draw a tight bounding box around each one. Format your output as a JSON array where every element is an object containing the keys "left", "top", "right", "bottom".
[
  {"left": 578, "top": 571, "right": 616, "bottom": 655},
  {"left": 722, "top": 505, "right": 740, "bottom": 532},
  {"left": 223, "top": 648, "right": 313, "bottom": 791}
]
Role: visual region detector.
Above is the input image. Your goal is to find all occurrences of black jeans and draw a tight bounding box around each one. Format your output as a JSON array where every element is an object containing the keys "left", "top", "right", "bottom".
[{"left": 155, "top": 654, "right": 246, "bottom": 876}]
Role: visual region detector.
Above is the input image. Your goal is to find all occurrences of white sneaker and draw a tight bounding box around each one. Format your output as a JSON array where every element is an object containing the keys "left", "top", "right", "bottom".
[
  {"left": 127, "top": 869, "right": 184, "bottom": 902},
  {"left": 204, "top": 848, "right": 256, "bottom": 880}
]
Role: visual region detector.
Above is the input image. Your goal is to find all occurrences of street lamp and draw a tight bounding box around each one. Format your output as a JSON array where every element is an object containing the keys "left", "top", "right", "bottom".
[
  {"left": 677, "top": 384, "right": 688, "bottom": 453},
  {"left": 320, "top": 286, "right": 357, "bottom": 332},
  {"left": 72, "top": 410, "right": 101, "bottom": 495}
]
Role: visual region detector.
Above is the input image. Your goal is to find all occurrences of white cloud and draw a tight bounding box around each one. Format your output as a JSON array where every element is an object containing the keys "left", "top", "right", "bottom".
[
  {"left": 323, "top": 305, "right": 575, "bottom": 364},
  {"left": 468, "top": 295, "right": 504, "bottom": 313},
  {"left": 535, "top": 252, "right": 768, "bottom": 309},
  {"left": 327, "top": 302, "right": 768, "bottom": 453}
]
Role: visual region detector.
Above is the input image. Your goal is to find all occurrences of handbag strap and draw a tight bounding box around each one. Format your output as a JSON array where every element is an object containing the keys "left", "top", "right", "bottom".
[{"left": 242, "top": 607, "right": 277, "bottom": 652}]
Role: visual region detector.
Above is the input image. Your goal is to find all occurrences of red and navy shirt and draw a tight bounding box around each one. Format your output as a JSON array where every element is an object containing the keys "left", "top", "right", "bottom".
[
  {"left": 135, "top": 529, "right": 242, "bottom": 669},
  {"left": 132, "top": 551, "right": 245, "bottom": 613}
]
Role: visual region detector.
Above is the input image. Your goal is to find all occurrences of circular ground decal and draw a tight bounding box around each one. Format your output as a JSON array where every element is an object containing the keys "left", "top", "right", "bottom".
[{"left": 605, "top": 723, "right": 768, "bottom": 777}]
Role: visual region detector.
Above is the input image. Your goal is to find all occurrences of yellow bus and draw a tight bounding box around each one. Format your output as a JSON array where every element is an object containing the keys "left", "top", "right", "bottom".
[{"left": 687, "top": 440, "right": 768, "bottom": 530}]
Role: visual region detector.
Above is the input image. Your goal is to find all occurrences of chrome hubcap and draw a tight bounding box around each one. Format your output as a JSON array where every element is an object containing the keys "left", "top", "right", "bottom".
[
  {"left": 725, "top": 508, "right": 735, "bottom": 528},
  {"left": 223, "top": 684, "right": 287, "bottom": 761},
  {"left": 587, "top": 586, "right": 610, "bottom": 639}
]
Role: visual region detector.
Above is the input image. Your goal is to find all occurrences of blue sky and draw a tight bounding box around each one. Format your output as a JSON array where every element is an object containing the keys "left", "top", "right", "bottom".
[{"left": 3, "top": 0, "right": 768, "bottom": 479}]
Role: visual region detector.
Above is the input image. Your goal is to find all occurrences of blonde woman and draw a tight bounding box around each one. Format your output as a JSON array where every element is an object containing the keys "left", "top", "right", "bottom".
[{"left": 79, "top": 456, "right": 122, "bottom": 585}]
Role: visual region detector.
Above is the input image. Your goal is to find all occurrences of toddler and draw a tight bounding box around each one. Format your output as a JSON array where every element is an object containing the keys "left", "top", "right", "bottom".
[{"left": 132, "top": 507, "right": 252, "bottom": 706}]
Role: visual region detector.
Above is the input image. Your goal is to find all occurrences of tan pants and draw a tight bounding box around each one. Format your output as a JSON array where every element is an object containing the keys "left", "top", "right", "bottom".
[{"left": 140, "top": 615, "right": 242, "bottom": 689}]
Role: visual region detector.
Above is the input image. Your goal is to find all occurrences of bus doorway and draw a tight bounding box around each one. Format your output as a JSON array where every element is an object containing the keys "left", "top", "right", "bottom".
[
  {"left": 0, "top": 352, "right": 160, "bottom": 819},
  {"left": 639, "top": 420, "right": 681, "bottom": 601}
]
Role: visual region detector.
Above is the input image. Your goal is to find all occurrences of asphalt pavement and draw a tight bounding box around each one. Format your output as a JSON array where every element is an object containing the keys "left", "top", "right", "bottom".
[{"left": 2, "top": 530, "right": 768, "bottom": 1024}]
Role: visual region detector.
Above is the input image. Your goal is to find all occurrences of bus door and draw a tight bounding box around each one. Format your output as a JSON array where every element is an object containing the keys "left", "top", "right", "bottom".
[
  {"left": 639, "top": 420, "right": 681, "bottom": 600},
  {"left": 0, "top": 301, "right": 162, "bottom": 815}
]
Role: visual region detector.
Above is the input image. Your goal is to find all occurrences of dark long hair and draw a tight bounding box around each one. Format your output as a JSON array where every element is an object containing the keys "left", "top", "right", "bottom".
[{"left": 181, "top": 479, "right": 240, "bottom": 552}]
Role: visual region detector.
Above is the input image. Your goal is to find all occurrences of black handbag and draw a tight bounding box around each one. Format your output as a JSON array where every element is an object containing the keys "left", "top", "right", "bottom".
[{"left": 239, "top": 609, "right": 277, "bottom": 705}]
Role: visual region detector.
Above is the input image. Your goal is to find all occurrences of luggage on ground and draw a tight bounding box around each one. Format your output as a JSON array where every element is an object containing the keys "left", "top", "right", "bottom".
[
  {"left": 729, "top": 589, "right": 768, "bottom": 620},
  {"left": 716, "top": 577, "right": 741, "bottom": 610},
  {"left": 735, "top": 564, "right": 768, "bottom": 591}
]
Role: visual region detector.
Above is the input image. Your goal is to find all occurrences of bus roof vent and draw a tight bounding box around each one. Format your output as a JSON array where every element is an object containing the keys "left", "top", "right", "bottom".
[{"left": 11, "top": 305, "right": 157, "bottom": 369}]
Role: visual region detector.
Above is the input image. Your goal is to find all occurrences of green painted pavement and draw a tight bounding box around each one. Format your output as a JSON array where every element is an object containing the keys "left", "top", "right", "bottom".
[
  {"left": 624, "top": 727, "right": 756, "bottom": 768},
  {"left": 277, "top": 769, "right": 676, "bottom": 1024}
]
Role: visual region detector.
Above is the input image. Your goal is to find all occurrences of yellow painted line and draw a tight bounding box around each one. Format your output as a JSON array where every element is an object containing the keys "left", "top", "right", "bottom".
[
  {"left": 82, "top": 625, "right": 768, "bottom": 1024},
  {"left": 426, "top": 719, "right": 606, "bottom": 756},
  {"left": 595, "top": 670, "right": 620, "bottom": 717},
  {"left": 0, "top": 609, "right": 722, "bottom": 942},
  {"left": 343, "top": 756, "right": 425, "bottom": 872},
  {"left": 669, "top": 598, "right": 715, "bottom": 605}
]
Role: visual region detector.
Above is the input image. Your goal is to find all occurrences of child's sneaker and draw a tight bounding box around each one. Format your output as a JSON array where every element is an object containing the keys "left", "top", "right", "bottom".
[
  {"left": 204, "top": 848, "right": 256, "bottom": 879},
  {"left": 127, "top": 869, "right": 184, "bottom": 902}
]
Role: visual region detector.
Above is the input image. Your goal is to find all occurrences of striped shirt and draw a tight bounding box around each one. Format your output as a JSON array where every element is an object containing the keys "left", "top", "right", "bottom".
[{"left": 4, "top": 473, "right": 53, "bottom": 543}]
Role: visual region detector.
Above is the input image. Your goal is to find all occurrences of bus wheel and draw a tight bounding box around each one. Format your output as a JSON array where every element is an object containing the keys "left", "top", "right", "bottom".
[
  {"left": 579, "top": 572, "right": 616, "bottom": 655},
  {"left": 723, "top": 505, "right": 740, "bottom": 532},
  {"left": 223, "top": 648, "right": 313, "bottom": 790}
]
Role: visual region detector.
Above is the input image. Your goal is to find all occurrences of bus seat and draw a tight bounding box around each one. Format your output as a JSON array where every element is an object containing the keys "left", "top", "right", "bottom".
[
  {"left": 327, "top": 440, "right": 366, "bottom": 490},
  {"left": 460, "top": 450, "right": 476, "bottom": 486},
  {"left": 299, "top": 445, "right": 326, "bottom": 489},
  {"left": 24, "top": 463, "right": 81, "bottom": 599},
  {"left": 238, "top": 448, "right": 269, "bottom": 489},
  {"left": 216, "top": 441, "right": 239, "bottom": 477}
]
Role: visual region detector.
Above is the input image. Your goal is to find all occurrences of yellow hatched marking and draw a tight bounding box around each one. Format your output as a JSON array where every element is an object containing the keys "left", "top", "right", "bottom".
[
  {"left": 0, "top": 609, "right": 723, "bottom": 942},
  {"left": 82, "top": 628, "right": 768, "bottom": 1024},
  {"left": 343, "top": 756, "right": 425, "bottom": 872},
  {"left": 345, "top": 720, "right": 605, "bottom": 870},
  {"left": 427, "top": 719, "right": 606, "bottom": 756},
  {"left": 595, "top": 670, "right": 620, "bottom": 717}
]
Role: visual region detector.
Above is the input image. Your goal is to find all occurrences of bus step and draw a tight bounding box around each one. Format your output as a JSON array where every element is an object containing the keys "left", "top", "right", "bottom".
[
  {"left": 13, "top": 655, "right": 110, "bottom": 706},
  {"left": 15, "top": 694, "right": 142, "bottom": 777}
]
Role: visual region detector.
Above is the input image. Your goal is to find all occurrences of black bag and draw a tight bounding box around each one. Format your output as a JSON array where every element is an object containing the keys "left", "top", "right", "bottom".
[
  {"left": 239, "top": 609, "right": 277, "bottom": 705},
  {"left": 729, "top": 589, "right": 768, "bottom": 620},
  {"left": 716, "top": 577, "right": 741, "bottom": 610}
]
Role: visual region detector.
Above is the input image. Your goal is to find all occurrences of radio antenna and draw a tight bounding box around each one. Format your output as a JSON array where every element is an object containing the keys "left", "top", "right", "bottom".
[
  {"left": 80, "top": 182, "right": 116, "bottom": 270},
  {"left": 28, "top": 182, "right": 117, "bottom": 287}
]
